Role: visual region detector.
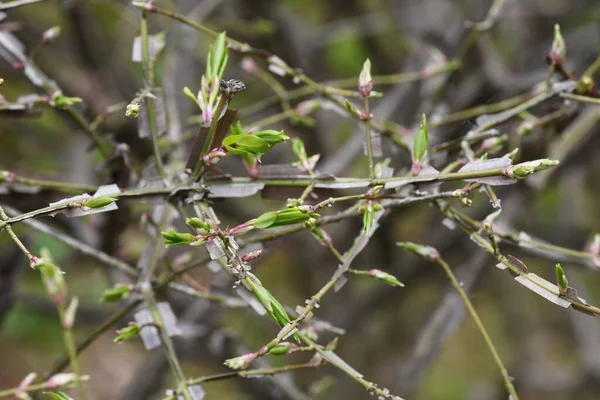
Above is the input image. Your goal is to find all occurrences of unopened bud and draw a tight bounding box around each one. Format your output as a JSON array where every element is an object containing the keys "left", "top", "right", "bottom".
[
  {"left": 503, "top": 159, "right": 559, "bottom": 179},
  {"left": 82, "top": 196, "right": 117, "bottom": 210},
  {"left": 397, "top": 241, "right": 440, "bottom": 261},
  {"left": 368, "top": 269, "right": 405, "bottom": 287},
  {"left": 125, "top": 102, "right": 141, "bottom": 118},
  {"left": 549, "top": 24, "right": 566, "bottom": 66},
  {"left": 358, "top": 58, "right": 373, "bottom": 97},
  {"left": 241, "top": 250, "right": 263, "bottom": 263},
  {"left": 224, "top": 352, "right": 257, "bottom": 370},
  {"left": 41, "top": 26, "right": 61, "bottom": 44}
]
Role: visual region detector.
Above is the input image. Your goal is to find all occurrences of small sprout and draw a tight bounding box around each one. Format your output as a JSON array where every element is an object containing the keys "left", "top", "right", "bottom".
[
  {"left": 517, "top": 121, "right": 534, "bottom": 136},
  {"left": 325, "top": 337, "right": 339, "bottom": 351},
  {"left": 367, "top": 269, "right": 405, "bottom": 287},
  {"left": 114, "top": 322, "right": 141, "bottom": 343},
  {"left": 82, "top": 196, "right": 117, "bottom": 210},
  {"left": 224, "top": 352, "right": 257, "bottom": 370},
  {"left": 292, "top": 137, "right": 307, "bottom": 161},
  {"left": 460, "top": 196, "right": 473, "bottom": 208},
  {"left": 41, "top": 26, "right": 61, "bottom": 44},
  {"left": 183, "top": 86, "right": 202, "bottom": 109},
  {"left": 161, "top": 230, "right": 195, "bottom": 246},
  {"left": 344, "top": 100, "right": 361, "bottom": 118},
  {"left": 125, "top": 102, "right": 141, "bottom": 118},
  {"left": 101, "top": 283, "right": 132, "bottom": 303},
  {"left": 577, "top": 75, "right": 595, "bottom": 94},
  {"left": 0, "top": 170, "right": 10, "bottom": 183},
  {"left": 361, "top": 203, "right": 374, "bottom": 234},
  {"left": 50, "top": 91, "right": 82, "bottom": 108},
  {"left": 503, "top": 159, "right": 559, "bottom": 179},
  {"left": 185, "top": 217, "right": 212, "bottom": 233},
  {"left": 555, "top": 263, "right": 568, "bottom": 295},
  {"left": 549, "top": 24, "right": 566, "bottom": 66},
  {"left": 397, "top": 241, "right": 440, "bottom": 262},
  {"left": 358, "top": 58, "right": 373, "bottom": 97},
  {"left": 411, "top": 114, "right": 428, "bottom": 175}
]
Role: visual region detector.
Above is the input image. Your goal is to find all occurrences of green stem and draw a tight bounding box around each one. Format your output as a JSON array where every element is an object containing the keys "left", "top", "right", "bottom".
[
  {"left": 434, "top": 256, "right": 519, "bottom": 399},
  {"left": 140, "top": 283, "right": 193, "bottom": 400},
  {"left": 50, "top": 300, "right": 140, "bottom": 375},
  {"left": 363, "top": 95, "right": 375, "bottom": 178},
  {"left": 582, "top": 53, "right": 600, "bottom": 79},
  {"left": 0, "top": 378, "right": 89, "bottom": 399},
  {"left": 299, "top": 333, "right": 405, "bottom": 399},
  {"left": 560, "top": 92, "right": 600, "bottom": 105},
  {"left": 0, "top": 0, "right": 45, "bottom": 10},
  {"left": 58, "top": 306, "right": 88, "bottom": 400},
  {"left": 190, "top": 93, "right": 230, "bottom": 181},
  {"left": 140, "top": 11, "right": 165, "bottom": 178}
]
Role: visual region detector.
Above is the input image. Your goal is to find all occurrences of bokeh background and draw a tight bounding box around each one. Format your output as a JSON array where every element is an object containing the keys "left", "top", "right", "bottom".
[{"left": 1, "top": 0, "right": 600, "bottom": 399}]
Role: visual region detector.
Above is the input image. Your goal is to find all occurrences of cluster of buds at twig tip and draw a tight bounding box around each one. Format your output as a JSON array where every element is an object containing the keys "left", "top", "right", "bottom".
[
  {"left": 397, "top": 242, "right": 440, "bottom": 262},
  {"left": 502, "top": 159, "right": 559, "bottom": 179},
  {"left": 125, "top": 101, "right": 141, "bottom": 118},
  {"left": 183, "top": 32, "right": 231, "bottom": 125},
  {"left": 555, "top": 263, "right": 568, "bottom": 295},
  {"left": 358, "top": 58, "right": 373, "bottom": 97}
]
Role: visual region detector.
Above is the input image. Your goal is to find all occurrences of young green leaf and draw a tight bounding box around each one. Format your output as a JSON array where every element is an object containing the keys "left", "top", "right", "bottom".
[
  {"left": 555, "top": 263, "right": 568, "bottom": 295},
  {"left": 207, "top": 32, "right": 229, "bottom": 81},
  {"left": 161, "top": 230, "right": 195, "bottom": 246},
  {"left": 412, "top": 113, "right": 428, "bottom": 164},
  {"left": 183, "top": 86, "right": 202, "bottom": 109}
]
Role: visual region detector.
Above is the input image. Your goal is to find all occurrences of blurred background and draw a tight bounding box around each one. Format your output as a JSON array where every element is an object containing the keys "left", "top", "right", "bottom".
[{"left": 1, "top": 0, "right": 600, "bottom": 399}]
